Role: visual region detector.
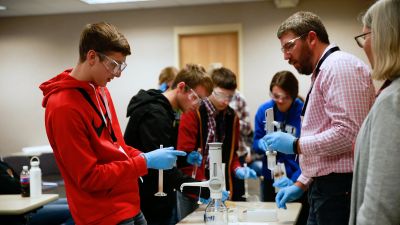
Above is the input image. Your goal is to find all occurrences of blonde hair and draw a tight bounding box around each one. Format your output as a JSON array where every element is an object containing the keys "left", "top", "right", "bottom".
[
  {"left": 171, "top": 64, "right": 213, "bottom": 95},
  {"left": 158, "top": 66, "right": 178, "bottom": 85},
  {"left": 364, "top": 0, "right": 400, "bottom": 80}
]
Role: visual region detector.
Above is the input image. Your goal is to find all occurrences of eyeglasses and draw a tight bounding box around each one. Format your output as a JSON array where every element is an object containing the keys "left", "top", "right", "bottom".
[
  {"left": 354, "top": 32, "right": 371, "bottom": 48},
  {"left": 281, "top": 33, "right": 307, "bottom": 54},
  {"left": 270, "top": 92, "right": 290, "bottom": 102},
  {"left": 187, "top": 86, "right": 202, "bottom": 105},
  {"left": 212, "top": 90, "right": 234, "bottom": 102},
  {"left": 96, "top": 52, "right": 127, "bottom": 75}
]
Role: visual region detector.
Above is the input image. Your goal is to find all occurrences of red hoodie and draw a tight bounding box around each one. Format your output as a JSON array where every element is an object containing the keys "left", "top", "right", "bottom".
[{"left": 40, "top": 69, "right": 147, "bottom": 225}]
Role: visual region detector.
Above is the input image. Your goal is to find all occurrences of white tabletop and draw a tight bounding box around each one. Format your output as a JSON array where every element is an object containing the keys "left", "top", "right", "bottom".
[
  {"left": 177, "top": 201, "right": 301, "bottom": 225},
  {"left": 0, "top": 194, "right": 59, "bottom": 215}
]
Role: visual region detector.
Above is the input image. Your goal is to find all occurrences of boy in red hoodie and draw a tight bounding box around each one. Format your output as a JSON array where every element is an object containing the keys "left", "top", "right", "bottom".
[{"left": 39, "top": 22, "right": 185, "bottom": 225}]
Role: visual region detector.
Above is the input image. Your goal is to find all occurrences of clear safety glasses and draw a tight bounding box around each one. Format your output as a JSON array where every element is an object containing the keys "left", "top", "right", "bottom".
[
  {"left": 270, "top": 92, "right": 291, "bottom": 102},
  {"left": 212, "top": 90, "right": 234, "bottom": 102},
  {"left": 187, "top": 87, "right": 202, "bottom": 105},
  {"left": 97, "top": 52, "right": 127, "bottom": 75},
  {"left": 281, "top": 33, "right": 307, "bottom": 54}
]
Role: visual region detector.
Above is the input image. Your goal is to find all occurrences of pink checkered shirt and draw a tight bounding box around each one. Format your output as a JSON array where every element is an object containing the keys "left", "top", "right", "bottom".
[{"left": 297, "top": 45, "right": 375, "bottom": 186}]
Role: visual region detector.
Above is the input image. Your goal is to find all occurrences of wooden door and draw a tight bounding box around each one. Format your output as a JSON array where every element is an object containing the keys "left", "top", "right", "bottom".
[{"left": 179, "top": 32, "right": 239, "bottom": 82}]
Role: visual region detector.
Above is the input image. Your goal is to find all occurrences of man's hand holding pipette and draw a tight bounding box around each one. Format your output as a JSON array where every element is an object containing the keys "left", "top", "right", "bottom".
[
  {"left": 264, "top": 131, "right": 296, "bottom": 154},
  {"left": 257, "top": 139, "right": 268, "bottom": 152}
]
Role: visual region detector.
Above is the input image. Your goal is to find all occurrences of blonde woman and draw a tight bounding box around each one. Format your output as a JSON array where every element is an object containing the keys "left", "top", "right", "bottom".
[{"left": 350, "top": 0, "right": 400, "bottom": 224}]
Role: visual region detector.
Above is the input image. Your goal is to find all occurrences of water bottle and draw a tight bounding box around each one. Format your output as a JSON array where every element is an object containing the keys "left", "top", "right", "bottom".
[
  {"left": 20, "top": 165, "right": 30, "bottom": 197},
  {"left": 29, "top": 156, "right": 42, "bottom": 197},
  {"left": 204, "top": 198, "right": 228, "bottom": 225}
]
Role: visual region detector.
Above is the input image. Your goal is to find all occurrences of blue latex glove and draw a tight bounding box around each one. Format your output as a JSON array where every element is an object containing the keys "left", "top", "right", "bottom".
[
  {"left": 222, "top": 190, "right": 230, "bottom": 202},
  {"left": 273, "top": 177, "right": 294, "bottom": 189},
  {"left": 235, "top": 167, "right": 257, "bottom": 179},
  {"left": 143, "top": 147, "right": 186, "bottom": 170},
  {"left": 199, "top": 197, "right": 209, "bottom": 205},
  {"left": 186, "top": 151, "right": 202, "bottom": 166},
  {"left": 275, "top": 185, "right": 304, "bottom": 209},
  {"left": 264, "top": 131, "right": 296, "bottom": 154},
  {"left": 200, "top": 190, "right": 230, "bottom": 204},
  {"left": 257, "top": 139, "right": 268, "bottom": 152}
]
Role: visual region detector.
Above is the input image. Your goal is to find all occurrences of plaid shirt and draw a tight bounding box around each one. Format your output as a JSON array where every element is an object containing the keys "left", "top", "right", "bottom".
[
  {"left": 203, "top": 98, "right": 217, "bottom": 144},
  {"left": 229, "top": 91, "right": 252, "bottom": 156},
  {"left": 298, "top": 45, "right": 375, "bottom": 186},
  {"left": 203, "top": 98, "right": 217, "bottom": 168}
]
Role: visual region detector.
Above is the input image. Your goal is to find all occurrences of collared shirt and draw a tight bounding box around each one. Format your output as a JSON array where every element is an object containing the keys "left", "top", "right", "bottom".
[
  {"left": 203, "top": 98, "right": 217, "bottom": 144},
  {"left": 229, "top": 91, "right": 252, "bottom": 156},
  {"left": 297, "top": 45, "right": 375, "bottom": 186}
]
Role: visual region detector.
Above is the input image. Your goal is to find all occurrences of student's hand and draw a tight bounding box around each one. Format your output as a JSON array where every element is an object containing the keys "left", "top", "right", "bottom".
[
  {"left": 235, "top": 167, "right": 257, "bottom": 179},
  {"left": 199, "top": 197, "right": 210, "bottom": 205},
  {"left": 275, "top": 184, "right": 304, "bottom": 209},
  {"left": 200, "top": 191, "right": 230, "bottom": 204},
  {"left": 222, "top": 190, "right": 230, "bottom": 202},
  {"left": 257, "top": 139, "right": 268, "bottom": 152},
  {"left": 273, "top": 177, "right": 294, "bottom": 189},
  {"left": 186, "top": 151, "right": 202, "bottom": 166},
  {"left": 264, "top": 131, "right": 295, "bottom": 154},
  {"left": 143, "top": 147, "right": 186, "bottom": 170}
]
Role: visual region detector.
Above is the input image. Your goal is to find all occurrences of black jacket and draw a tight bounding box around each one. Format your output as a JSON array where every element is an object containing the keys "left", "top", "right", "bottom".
[
  {"left": 124, "top": 89, "right": 208, "bottom": 223},
  {"left": 0, "top": 161, "right": 20, "bottom": 194}
]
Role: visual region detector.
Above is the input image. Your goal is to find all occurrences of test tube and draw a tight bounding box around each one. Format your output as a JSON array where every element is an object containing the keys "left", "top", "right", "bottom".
[
  {"left": 265, "top": 107, "right": 277, "bottom": 178},
  {"left": 266, "top": 150, "right": 277, "bottom": 179},
  {"left": 191, "top": 148, "right": 201, "bottom": 179},
  {"left": 222, "top": 163, "right": 226, "bottom": 191},
  {"left": 197, "top": 186, "right": 202, "bottom": 205},
  {"left": 273, "top": 162, "right": 287, "bottom": 193},
  {"left": 241, "top": 163, "right": 250, "bottom": 199},
  {"left": 154, "top": 144, "right": 167, "bottom": 197}
]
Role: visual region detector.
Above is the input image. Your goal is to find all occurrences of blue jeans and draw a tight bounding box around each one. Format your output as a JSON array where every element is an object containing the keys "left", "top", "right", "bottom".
[
  {"left": 30, "top": 198, "right": 74, "bottom": 225},
  {"left": 307, "top": 173, "right": 352, "bottom": 225},
  {"left": 117, "top": 212, "right": 147, "bottom": 225},
  {"left": 248, "top": 160, "right": 263, "bottom": 177}
]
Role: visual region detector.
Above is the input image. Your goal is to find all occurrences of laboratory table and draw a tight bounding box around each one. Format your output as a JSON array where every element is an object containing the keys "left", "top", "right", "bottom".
[
  {"left": 0, "top": 194, "right": 59, "bottom": 215},
  {"left": 177, "top": 201, "right": 301, "bottom": 225}
]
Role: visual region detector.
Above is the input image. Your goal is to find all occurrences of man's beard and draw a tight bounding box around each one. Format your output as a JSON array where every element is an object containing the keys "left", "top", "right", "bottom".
[{"left": 293, "top": 44, "right": 313, "bottom": 75}]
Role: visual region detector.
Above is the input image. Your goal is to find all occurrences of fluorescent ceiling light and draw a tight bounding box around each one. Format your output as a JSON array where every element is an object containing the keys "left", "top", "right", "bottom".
[
  {"left": 0, "top": 5, "right": 7, "bottom": 10},
  {"left": 80, "top": 0, "right": 153, "bottom": 4}
]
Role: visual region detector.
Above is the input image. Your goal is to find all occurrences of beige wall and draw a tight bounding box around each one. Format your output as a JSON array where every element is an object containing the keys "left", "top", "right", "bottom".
[{"left": 0, "top": 0, "right": 373, "bottom": 156}]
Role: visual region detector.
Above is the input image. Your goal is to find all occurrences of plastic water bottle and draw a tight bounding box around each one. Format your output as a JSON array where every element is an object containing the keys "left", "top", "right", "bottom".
[
  {"left": 204, "top": 198, "right": 228, "bottom": 225},
  {"left": 29, "top": 156, "right": 42, "bottom": 197},
  {"left": 20, "top": 165, "right": 30, "bottom": 197}
]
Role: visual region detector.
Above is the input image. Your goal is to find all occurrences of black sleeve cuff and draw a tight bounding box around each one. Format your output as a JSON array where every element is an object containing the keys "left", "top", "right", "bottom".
[{"left": 293, "top": 138, "right": 299, "bottom": 154}]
